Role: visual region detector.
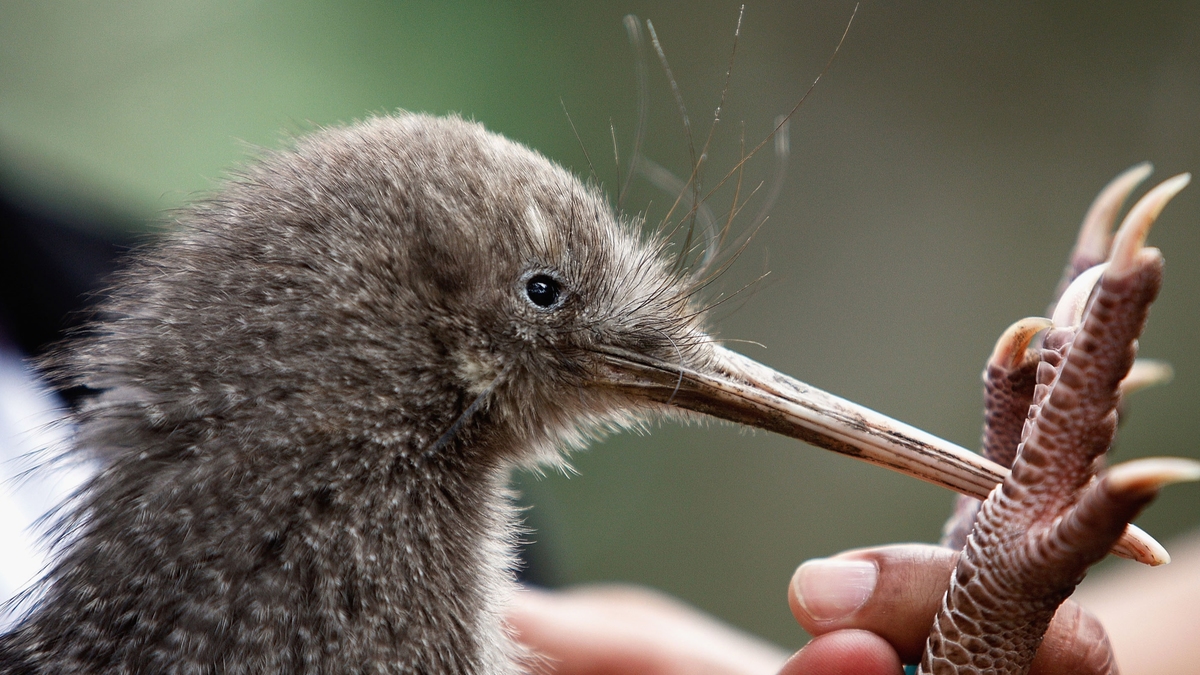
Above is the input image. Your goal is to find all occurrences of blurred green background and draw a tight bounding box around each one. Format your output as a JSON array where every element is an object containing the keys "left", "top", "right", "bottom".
[{"left": 3, "top": 0, "right": 1198, "bottom": 650}]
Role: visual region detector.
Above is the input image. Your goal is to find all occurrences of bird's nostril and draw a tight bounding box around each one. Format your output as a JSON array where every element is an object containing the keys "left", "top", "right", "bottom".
[{"left": 525, "top": 275, "right": 561, "bottom": 308}]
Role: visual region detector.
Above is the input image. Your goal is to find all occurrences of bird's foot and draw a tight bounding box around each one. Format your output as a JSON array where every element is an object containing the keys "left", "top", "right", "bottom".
[{"left": 924, "top": 169, "right": 1200, "bottom": 674}]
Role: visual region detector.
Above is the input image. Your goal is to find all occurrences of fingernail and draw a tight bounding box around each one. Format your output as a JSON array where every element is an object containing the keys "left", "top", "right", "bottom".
[{"left": 793, "top": 558, "right": 877, "bottom": 622}]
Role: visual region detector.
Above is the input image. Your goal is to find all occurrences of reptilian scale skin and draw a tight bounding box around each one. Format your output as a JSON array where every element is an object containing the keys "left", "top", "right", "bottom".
[
  {"left": 941, "top": 355, "right": 1040, "bottom": 550},
  {"left": 921, "top": 202, "right": 1168, "bottom": 672}
]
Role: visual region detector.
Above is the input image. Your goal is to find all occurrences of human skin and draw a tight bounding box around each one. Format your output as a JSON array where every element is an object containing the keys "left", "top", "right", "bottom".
[
  {"left": 510, "top": 535, "right": 1200, "bottom": 675},
  {"left": 784, "top": 546, "right": 1114, "bottom": 675},
  {"left": 1074, "top": 531, "right": 1200, "bottom": 675}
]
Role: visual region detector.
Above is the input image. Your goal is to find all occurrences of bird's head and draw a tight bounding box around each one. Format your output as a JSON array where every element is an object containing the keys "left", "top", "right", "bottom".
[{"left": 75, "top": 113, "right": 996, "bottom": 494}]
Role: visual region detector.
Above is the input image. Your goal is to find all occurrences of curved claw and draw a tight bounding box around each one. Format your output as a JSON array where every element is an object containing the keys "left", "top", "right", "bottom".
[
  {"left": 1109, "top": 173, "right": 1190, "bottom": 276},
  {"left": 1055, "top": 163, "right": 1154, "bottom": 299},
  {"left": 1075, "top": 163, "right": 1154, "bottom": 268},
  {"left": 1112, "top": 523, "right": 1171, "bottom": 566},
  {"left": 1106, "top": 457, "right": 1200, "bottom": 499},
  {"left": 988, "top": 317, "right": 1052, "bottom": 371},
  {"left": 1051, "top": 263, "right": 1107, "bottom": 328},
  {"left": 1120, "top": 358, "right": 1175, "bottom": 397}
]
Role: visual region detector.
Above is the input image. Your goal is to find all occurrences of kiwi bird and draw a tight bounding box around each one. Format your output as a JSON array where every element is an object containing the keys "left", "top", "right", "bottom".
[{"left": 0, "top": 114, "right": 1191, "bottom": 674}]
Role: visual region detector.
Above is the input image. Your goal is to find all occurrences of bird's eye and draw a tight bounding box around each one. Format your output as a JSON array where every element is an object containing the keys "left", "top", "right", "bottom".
[{"left": 525, "top": 274, "right": 562, "bottom": 308}]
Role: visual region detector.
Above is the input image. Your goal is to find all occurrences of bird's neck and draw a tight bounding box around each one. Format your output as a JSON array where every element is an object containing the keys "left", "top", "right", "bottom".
[{"left": 7, "top": 431, "right": 524, "bottom": 674}]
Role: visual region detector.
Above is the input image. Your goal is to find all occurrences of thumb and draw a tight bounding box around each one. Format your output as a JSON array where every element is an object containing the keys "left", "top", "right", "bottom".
[
  {"left": 787, "top": 544, "right": 1115, "bottom": 674},
  {"left": 789, "top": 544, "right": 953, "bottom": 664}
]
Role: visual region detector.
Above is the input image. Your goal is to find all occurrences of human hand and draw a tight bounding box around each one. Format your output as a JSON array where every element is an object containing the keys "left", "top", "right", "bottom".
[
  {"left": 508, "top": 584, "right": 789, "bottom": 675},
  {"left": 507, "top": 542, "right": 1129, "bottom": 675},
  {"left": 784, "top": 544, "right": 1114, "bottom": 675}
]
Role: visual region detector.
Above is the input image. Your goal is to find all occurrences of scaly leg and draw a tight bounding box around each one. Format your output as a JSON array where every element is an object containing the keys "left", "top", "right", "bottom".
[{"left": 924, "top": 169, "right": 1200, "bottom": 674}]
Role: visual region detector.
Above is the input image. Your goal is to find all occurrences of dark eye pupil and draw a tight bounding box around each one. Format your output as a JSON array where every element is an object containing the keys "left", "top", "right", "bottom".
[{"left": 525, "top": 275, "right": 561, "bottom": 308}]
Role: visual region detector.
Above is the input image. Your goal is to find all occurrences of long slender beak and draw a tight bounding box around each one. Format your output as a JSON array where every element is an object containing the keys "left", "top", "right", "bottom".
[{"left": 594, "top": 342, "right": 1166, "bottom": 565}]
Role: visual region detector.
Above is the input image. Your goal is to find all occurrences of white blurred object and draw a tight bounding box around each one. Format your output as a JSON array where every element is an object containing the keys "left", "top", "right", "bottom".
[{"left": 0, "top": 348, "right": 95, "bottom": 630}]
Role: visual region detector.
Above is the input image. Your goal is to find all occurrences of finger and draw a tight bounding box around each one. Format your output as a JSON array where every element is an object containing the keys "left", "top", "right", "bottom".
[
  {"left": 777, "top": 630, "right": 903, "bottom": 675},
  {"left": 509, "top": 585, "right": 789, "bottom": 675},
  {"left": 788, "top": 544, "right": 1117, "bottom": 673},
  {"left": 1027, "top": 601, "right": 1116, "bottom": 675},
  {"left": 788, "top": 545, "right": 956, "bottom": 662}
]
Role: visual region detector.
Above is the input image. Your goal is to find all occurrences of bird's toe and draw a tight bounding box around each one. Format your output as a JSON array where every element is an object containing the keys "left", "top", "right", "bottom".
[{"left": 921, "top": 170, "right": 1193, "bottom": 674}]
